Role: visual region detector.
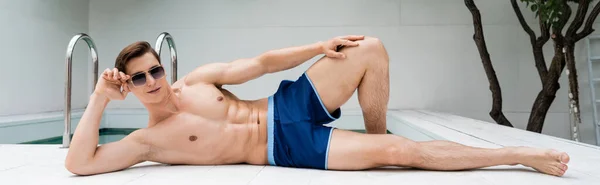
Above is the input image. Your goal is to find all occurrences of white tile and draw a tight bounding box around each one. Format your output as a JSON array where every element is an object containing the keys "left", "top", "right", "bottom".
[
  {"left": 106, "top": 113, "right": 149, "bottom": 128},
  {"left": 90, "top": 0, "right": 401, "bottom": 30},
  {"left": 199, "top": 165, "right": 265, "bottom": 184},
  {"left": 472, "top": 165, "right": 596, "bottom": 185},
  {"left": 400, "top": 0, "right": 538, "bottom": 26},
  {"left": 391, "top": 25, "right": 505, "bottom": 112},
  {"left": 504, "top": 112, "right": 571, "bottom": 140},
  {"left": 249, "top": 166, "right": 318, "bottom": 185},
  {"left": 125, "top": 165, "right": 214, "bottom": 185},
  {"left": 0, "top": 117, "right": 82, "bottom": 144},
  {"left": 0, "top": 0, "right": 89, "bottom": 116}
]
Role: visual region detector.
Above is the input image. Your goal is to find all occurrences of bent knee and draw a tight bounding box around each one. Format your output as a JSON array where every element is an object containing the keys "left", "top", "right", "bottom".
[
  {"left": 361, "top": 37, "right": 383, "bottom": 46},
  {"left": 352, "top": 37, "right": 389, "bottom": 63},
  {"left": 359, "top": 37, "right": 386, "bottom": 53}
]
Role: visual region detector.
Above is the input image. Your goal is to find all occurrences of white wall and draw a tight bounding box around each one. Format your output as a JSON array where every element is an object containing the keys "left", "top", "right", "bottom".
[
  {"left": 83, "top": 0, "right": 598, "bottom": 144},
  {"left": 0, "top": 0, "right": 90, "bottom": 116}
]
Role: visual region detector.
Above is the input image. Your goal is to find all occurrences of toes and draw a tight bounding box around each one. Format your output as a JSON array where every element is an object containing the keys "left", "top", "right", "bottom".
[
  {"left": 553, "top": 164, "right": 568, "bottom": 177},
  {"left": 560, "top": 163, "right": 568, "bottom": 172},
  {"left": 551, "top": 166, "right": 564, "bottom": 177},
  {"left": 558, "top": 167, "right": 566, "bottom": 177},
  {"left": 560, "top": 153, "right": 570, "bottom": 164},
  {"left": 549, "top": 150, "right": 570, "bottom": 164},
  {"left": 559, "top": 164, "right": 568, "bottom": 177}
]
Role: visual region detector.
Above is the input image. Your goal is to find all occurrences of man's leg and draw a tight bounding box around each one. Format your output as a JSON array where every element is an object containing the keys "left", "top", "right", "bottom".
[
  {"left": 327, "top": 129, "right": 570, "bottom": 177},
  {"left": 306, "top": 37, "right": 389, "bottom": 134}
]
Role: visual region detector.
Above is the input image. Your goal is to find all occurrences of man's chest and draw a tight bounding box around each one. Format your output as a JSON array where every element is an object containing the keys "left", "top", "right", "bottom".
[{"left": 175, "top": 84, "right": 232, "bottom": 120}]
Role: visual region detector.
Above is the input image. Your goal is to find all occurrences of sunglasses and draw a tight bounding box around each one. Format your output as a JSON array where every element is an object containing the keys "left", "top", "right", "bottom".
[{"left": 128, "top": 65, "right": 166, "bottom": 87}]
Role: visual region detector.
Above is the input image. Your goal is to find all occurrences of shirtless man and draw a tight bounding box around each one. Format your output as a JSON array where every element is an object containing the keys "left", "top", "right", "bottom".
[{"left": 65, "top": 35, "right": 570, "bottom": 177}]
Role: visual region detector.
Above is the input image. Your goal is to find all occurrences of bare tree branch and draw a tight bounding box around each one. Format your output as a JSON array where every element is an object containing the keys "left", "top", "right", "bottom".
[
  {"left": 465, "top": 0, "right": 513, "bottom": 127},
  {"left": 566, "top": 0, "right": 590, "bottom": 37},
  {"left": 575, "top": 1, "right": 600, "bottom": 41},
  {"left": 513, "top": 0, "right": 549, "bottom": 82},
  {"left": 555, "top": 0, "right": 573, "bottom": 36},
  {"left": 537, "top": 20, "right": 551, "bottom": 46},
  {"left": 511, "top": 0, "right": 536, "bottom": 43},
  {"left": 532, "top": 20, "right": 551, "bottom": 84}
]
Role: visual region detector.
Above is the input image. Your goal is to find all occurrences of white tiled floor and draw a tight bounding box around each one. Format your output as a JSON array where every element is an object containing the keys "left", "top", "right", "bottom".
[{"left": 1, "top": 110, "right": 599, "bottom": 185}]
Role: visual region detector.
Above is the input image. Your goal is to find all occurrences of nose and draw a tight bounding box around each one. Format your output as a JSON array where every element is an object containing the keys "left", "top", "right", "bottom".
[{"left": 146, "top": 73, "right": 156, "bottom": 87}]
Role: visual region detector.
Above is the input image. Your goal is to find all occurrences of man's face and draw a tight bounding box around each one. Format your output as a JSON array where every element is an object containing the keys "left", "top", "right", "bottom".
[{"left": 125, "top": 52, "right": 169, "bottom": 104}]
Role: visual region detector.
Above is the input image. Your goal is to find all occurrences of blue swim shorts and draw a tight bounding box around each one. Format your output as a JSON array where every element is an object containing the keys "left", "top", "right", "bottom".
[{"left": 267, "top": 72, "right": 341, "bottom": 170}]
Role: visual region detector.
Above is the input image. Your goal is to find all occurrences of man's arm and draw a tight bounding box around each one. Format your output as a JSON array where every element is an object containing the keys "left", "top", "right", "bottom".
[
  {"left": 184, "top": 42, "right": 322, "bottom": 86},
  {"left": 184, "top": 35, "right": 364, "bottom": 86},
  {"left": 65, "top": 69, "right": 148, "bottom": 176},
  {"left": 65, "top": 94, "right": 148, "bottom": 175}
]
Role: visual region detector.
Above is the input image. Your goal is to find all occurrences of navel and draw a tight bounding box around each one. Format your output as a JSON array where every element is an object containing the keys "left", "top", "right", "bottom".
[
  {"left": 189, "top": 135, "right": 197, "bottom": 142},
  {"left": 217, "top": 96, "right": 224, "bottom": 101}
]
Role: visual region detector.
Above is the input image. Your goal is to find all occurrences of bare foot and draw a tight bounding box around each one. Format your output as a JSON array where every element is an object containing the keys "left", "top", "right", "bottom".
[{"left": 514, "top": 147, "right": 570, "bottom": 177}]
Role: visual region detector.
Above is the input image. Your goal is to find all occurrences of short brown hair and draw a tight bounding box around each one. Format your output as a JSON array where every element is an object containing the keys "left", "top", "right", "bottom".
[{"left": 115, "top": 41, "right": 161, "bottom": 74}]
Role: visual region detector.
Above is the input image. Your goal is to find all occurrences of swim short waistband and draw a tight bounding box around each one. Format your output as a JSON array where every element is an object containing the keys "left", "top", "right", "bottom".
[{"left": 267, "top": 96, "right": 276, "bottom": 166}]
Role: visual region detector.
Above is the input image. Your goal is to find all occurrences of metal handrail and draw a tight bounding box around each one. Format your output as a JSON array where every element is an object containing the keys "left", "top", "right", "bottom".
[
  {"left": 154, "top": 32, "right": 178, "bottom": 83},
  {"left": 63, "top": 33, "right": 98, "bottom": 148}
]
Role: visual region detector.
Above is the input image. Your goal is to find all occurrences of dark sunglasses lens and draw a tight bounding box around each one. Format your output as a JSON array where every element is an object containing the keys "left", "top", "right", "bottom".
[
  {"left": 131, "top": 74, "right": 146, "bottom": 86},
  {"left": 150, "top": 66, "right": 165, "bottom": 79}
]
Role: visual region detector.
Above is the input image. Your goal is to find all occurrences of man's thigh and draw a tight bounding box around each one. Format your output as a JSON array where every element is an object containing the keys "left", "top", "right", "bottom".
[{"left": 305, "top": 40, "right": 372, "bottom": 114}]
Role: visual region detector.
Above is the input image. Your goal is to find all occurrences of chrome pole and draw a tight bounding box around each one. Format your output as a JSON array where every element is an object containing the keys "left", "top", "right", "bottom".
[
  {"left": 154, "top": 32, "right": 178, "bottom": 83},
  {"left": 63, "top": 33, "right": 98, "bottom": 148}
]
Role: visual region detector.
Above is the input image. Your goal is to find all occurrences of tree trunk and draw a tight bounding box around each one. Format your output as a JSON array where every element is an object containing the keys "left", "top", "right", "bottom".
[
  {"left": 527, "top": 40, "right": 566, "bottom": 132},
  {"left": 564, "top": 43, "right": 581, "bottom": 124},
  {"left": 532, "top": 45, "right": 548, "bottom": 81},
  {"left": 465, "top": 0, "right": 513, "bottom": 127}
]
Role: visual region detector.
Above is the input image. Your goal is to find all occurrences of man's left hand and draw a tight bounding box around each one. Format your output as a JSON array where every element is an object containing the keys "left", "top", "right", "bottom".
[{"left": 321, "top": 35, "right": 365, "bottom": 59}]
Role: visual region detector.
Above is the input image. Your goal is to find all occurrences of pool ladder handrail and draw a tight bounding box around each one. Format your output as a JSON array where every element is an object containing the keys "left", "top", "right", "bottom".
[
  {"left": 154, "top": 32, "right": 178, "bottom": 84},
  {"left": 63, "top": 33, "right": 98, "bottom": 148}
]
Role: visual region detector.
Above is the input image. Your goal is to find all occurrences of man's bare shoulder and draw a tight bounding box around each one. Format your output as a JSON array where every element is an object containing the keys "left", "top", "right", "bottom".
[{"left": 171, "top": 74, "right": 220, "bottom": 88}]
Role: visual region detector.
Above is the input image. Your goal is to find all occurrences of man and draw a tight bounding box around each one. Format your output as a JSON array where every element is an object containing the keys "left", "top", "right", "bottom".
[{"left": 65, "top": 35, "right": 570, "bottom": 176}]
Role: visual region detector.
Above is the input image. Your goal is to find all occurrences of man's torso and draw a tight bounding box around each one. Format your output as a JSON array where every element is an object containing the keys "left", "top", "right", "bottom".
[{"left": 132, "top": 80, "right": 269, "bottom": 165}]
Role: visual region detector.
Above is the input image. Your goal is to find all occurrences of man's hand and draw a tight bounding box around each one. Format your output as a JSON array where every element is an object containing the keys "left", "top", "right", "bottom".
[
  {"left": 94, "top": 68, "right": 131, "bottom": 101},
  {"left": 321, "top": 35, "right": 365, "bottom": 59}
]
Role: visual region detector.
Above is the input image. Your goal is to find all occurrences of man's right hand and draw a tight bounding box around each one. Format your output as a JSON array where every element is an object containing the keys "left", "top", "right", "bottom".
[{"left": 94, "top": 68, "right": 131, "bottom": 101}]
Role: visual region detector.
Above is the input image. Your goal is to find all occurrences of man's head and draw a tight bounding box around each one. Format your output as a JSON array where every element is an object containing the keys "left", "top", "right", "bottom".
[{"left": 115, "top": 41, "right": 168, "bottom": 104}]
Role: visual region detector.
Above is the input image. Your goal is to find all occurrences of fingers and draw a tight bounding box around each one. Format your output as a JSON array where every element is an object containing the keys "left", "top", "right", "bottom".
[
  {"left": 324, "top": 49, "right": 345, "bottom": 59},
  {"left": 123, "top": 82, "right": 131, "bottom": 92},
  {"left": 120, "top": 72, "right": 131, "bottom": 96},
  {"left": 335, "top": 38, "right": 359, "bottom": 47},
  {"left": 120, "top": 84, "right": 130, "bottom": 99},
  {"left": 342, "top": 35, "right": 365, "bottom": 41},
  {"left": 102, "top": 68, "right": 129, "bottom": 85},
  {"left": 103, "top": 68, "right": 111, "bottom": 80},
  {"left": 340, "top": 39, "right": 359, "bottom": 47},
  {"left": 112, "top": 68, "right": 119, "bottom": 80},
  {"left": 323, "top": 36, "right": 365, "bottom": 59},
  {"left": 119, "top": 72, "right": 129, "bottom": 83}
]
